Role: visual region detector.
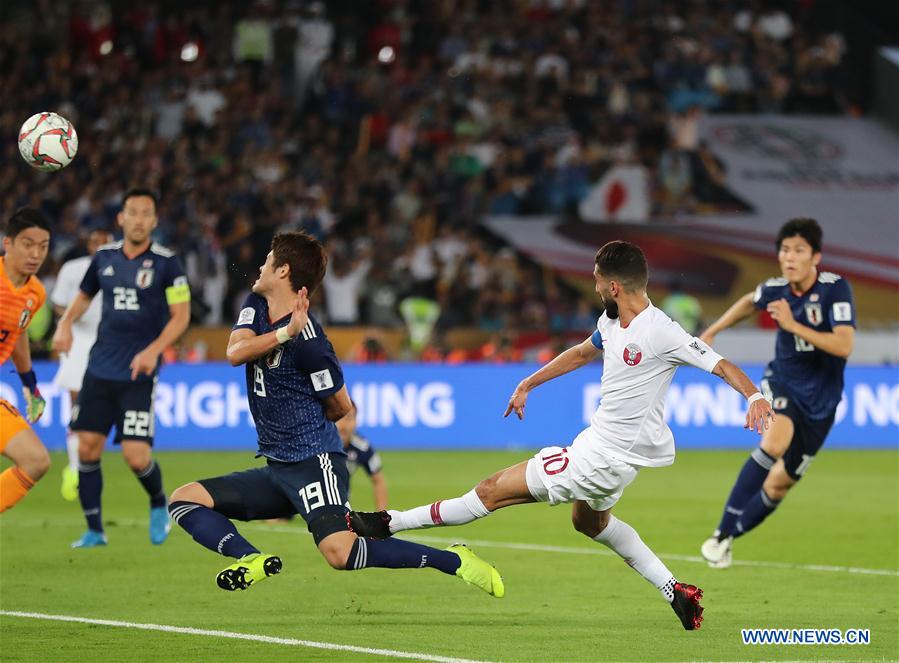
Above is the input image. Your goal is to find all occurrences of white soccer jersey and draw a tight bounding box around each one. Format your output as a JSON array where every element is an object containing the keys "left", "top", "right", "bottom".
[
  {"left": 51, "top": 256, "right": 101, "bottom": 391},
  {"left": 588, "top": 304, "right": 723, "bottom": 468}
]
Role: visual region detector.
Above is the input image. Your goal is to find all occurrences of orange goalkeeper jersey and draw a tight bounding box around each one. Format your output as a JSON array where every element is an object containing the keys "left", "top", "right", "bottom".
[{"left": 0, "top": 256, "right": 46, "bottom": 366}]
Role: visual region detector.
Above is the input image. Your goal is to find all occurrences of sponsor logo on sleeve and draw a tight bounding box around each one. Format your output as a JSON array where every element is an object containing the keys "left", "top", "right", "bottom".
[
  {"left": 689, "top": 340, "right": 708, "bottom": 355},
  {"left": 237, "top": 307, "right": 255, "bottom": 325},
  {"left": 832, "top": 302, "right": 852, "bottom": 322}
]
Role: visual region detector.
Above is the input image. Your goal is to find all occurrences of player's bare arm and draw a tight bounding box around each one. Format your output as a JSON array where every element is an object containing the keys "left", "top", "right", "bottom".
[
  {"left": 52, "top": 290, "right": 93, "bottom": 353},
  {"left": 322, "top": 384, "right": 352, "bottom": 421},
  {"left": 700, "top": 292, "right": 755, "bottom": 346},
  {"left": 130, "top": 301, "right": 191, "bottom": 380},
  {"left": 504, "top": 335, "right": 602, "bottom": 420},
  {"left": 226, "top": 288, "right": 309, "bottom": 366},
  {"left": 766, "top": 299, "right": 854, "bottom": 358},
  {"left": 711, "top": 359, "right": 775, "bottom": 433}
]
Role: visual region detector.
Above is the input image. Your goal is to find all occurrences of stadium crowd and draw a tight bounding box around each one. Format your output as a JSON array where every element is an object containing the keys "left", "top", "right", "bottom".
[{"left": 1, "top": 0, "right": 853, "bottom": 354}]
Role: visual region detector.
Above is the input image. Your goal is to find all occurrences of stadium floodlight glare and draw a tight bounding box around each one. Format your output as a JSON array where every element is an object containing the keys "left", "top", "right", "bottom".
[
  {"left": 181, "top": 43, "right": 199, "bottom": 62},
  {"left": 99, "top": 40, "right": 113, "bottom": 56},
  {"left": 378, "top": 46, "right": 395, "bottom": 64}
]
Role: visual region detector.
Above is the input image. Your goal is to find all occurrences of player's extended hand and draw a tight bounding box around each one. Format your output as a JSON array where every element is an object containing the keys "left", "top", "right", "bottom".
[
  {"left": 504, "top": 382, "right": 530, "bottom": 420},
  {"left": 745, "top": 397, "right": 775, "bottom": 434},
  {"left": 766, "top": 299, "right": 797, "bottom": 333},
  {"left": 22, "top": 387, "right": 46, "bottom": 423},
  {"left": 52, "top": 323, "right": 73, "bottom": 355},
  {"left": 130, "top": 347, "right": 160, "bottom": 381},
  {"left": 285, "top": 287, "right": 310, "bottom": 338}
]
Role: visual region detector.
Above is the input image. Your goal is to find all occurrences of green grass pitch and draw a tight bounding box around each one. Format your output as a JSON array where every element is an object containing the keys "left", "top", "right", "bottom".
[{"left": 1, "top": 449, "right": 896, "bottom": 662}]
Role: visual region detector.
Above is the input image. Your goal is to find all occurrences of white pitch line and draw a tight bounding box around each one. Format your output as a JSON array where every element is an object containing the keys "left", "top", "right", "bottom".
[
  {"left": 0, "top": 610, "right": 494, "bottom": 663},
  {"left": 245, "top": 523, "right": 899, "bottom": 577}
]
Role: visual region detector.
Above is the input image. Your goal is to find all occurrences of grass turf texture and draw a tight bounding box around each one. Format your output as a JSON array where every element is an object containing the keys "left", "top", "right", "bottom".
[{"left": 1, "top": 450, "right": 896, "bottom": 662}]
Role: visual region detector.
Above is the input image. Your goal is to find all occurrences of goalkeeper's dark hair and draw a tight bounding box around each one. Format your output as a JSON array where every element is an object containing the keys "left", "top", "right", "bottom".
[
  {"left": 122, "top": 187, "right": 159, "bottom": 212},
  {"left": 594, "top": 241, "right": 649, "bottom": 291},
  {"left": 271, "top": 231, "right": 328, "bottom": 294},
  {"left": 777, "top": 217, "right": 822, "bottom": 253},
  {"left": 5, "top": 207, "right": 50, "bottom": 239}
]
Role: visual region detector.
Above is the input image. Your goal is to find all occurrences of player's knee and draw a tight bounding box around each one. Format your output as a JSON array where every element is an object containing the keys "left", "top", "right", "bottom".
[
  {"left": 572, "top": 509, "right": 605, "bottom": 538},
  {"left": 77, "top": 437, "right": 103, "bottom": 462},
  {"left": 170, "top": 482, "right": 213, "bottom": 507},
  {"left": 474, "top": 475, "right": 500, "bottom": 511},
  {"left": 20, "top": 444, "right": 51, "bottom": 481},
  {"left": 762, "top": 479, "right": 791, "bottom": 501},
  {"left": 319, "top": 539, "right": 353, "bottom": 570}
]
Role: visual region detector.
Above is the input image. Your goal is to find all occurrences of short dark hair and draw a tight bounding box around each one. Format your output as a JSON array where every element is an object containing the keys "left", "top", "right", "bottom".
[
  {"left": 777, "top": 217, "right": 822, "bottom": 253},
  {"left": 5, "top": 207, "right": 51, "bottom": 239},
  {"left": 122, "top": 187, "right": 158, "bottom": 211},
  {"left": 595, "top": 241, "right": 649, "bottom": 291},
  {"left": 271, "top": 231, "right": 328, "bottom": 293}
]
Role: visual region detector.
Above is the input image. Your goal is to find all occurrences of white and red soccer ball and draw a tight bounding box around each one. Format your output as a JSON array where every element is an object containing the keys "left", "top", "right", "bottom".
[{"left": 18, "top": 112, "right": 79, "bottom": 172}]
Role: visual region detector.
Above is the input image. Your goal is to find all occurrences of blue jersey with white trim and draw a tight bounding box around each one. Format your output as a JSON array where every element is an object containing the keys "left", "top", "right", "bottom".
[
  {"left": 80, "top": 241, "right": 187, "bottom": 382},
  {"left": 346, "top": 433, "right": 382, "bottom": 476},
  {"left": 233, "top": 293, "right": 344, "bottom": 462},
  {"left": 752, "top": 271, "right": 855, "bottom": 420}
]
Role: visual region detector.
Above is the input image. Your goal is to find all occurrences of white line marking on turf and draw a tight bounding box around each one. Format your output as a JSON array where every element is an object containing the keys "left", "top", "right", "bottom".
[
  {"left": 0, "top": 611, "right": 494, "bottom": 663},
  {"left": 244, "top": 523, "right": 899, "bottom": 577}
]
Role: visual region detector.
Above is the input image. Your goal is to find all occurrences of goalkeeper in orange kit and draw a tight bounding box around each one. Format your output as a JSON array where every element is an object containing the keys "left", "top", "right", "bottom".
[{"left": 1, "top": 208, "right": 52, "bottom": 512}]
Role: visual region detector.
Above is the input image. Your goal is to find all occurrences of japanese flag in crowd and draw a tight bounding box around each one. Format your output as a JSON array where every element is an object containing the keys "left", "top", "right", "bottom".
[{"left": 579, "top": 165, "right": 650, "bottom": 223}]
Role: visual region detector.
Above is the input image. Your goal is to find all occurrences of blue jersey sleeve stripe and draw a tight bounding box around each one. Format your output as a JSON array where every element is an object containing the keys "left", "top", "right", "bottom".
[{"left": 590, "top": 330, "right": 603, "bottom": 350}]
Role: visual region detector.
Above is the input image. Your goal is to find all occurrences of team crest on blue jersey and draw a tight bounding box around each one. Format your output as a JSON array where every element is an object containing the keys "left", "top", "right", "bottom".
[
  {"left": 623, "top": 343, "right": 642, "bottom": 366},
  {"left": 136, "top": 268, "right": 154, "bottom": 289},
  {"left": 266, "top": 346, "right": 284, "bottom": 369},
  {"left": 805, "top": 303, "right": 823, "bottom": 326}
]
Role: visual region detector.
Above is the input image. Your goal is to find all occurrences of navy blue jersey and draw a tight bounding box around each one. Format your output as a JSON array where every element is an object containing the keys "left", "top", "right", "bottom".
[
  {"left": 753, "top": 271, "right": 855, "bottom": 420},
  {"left": 80, "top": 241, "right": 188, "bottom": 382},
  {"left": 233, "top": 293, "right": 344, "bottom": 463},
  {"left": 345, "top": 433, "right": 382, "bottom": 476}
]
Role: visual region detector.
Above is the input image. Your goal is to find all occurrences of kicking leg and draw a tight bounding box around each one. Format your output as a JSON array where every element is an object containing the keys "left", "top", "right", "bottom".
[
  {"left": 60, "top": 391, "right": 80, "bottom": 501},
  {"left": 350, "top": 459, "right": 536, "bottom": 537},
  {"left": 573, "top": 502, "right": 703, "bottom": 630}
]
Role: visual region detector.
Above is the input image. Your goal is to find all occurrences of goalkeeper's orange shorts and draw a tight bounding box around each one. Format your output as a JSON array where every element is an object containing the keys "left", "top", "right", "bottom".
[{"left": 0, "top": 399, "right": 30, "bottom": 453}]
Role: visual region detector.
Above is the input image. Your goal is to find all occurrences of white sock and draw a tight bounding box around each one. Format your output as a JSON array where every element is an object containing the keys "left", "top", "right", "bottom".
[
  {"left": 66, "top": 431, "right": 80, "bottom": 471},
  {"left": 388, "top": 489, "right": 491, "bottom": 533},
  {"left": 593, "top": 516, "right": 676, "bottom": 602}
]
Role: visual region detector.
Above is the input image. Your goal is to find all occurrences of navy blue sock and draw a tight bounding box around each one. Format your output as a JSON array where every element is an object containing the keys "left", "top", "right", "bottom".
[
  {"left": 135, "top": 460, "right": 166, "bottom": 508},
  {"left": 716, "top": 448, "right": 775, "bottom": 537},
  {"left": 168, "top": 501, "right": 259, "bottom": 558},
  {"left": 345, "top": 537, "right": 462, "bottom": 575},
  {"left": 734, "top": 489, "right": 781, "bottom": 538},
  {"left": 78, "top": 461, "right": 104, "bottom": 533}
]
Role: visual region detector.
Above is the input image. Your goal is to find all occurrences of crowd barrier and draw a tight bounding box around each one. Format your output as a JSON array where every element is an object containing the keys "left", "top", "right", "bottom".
[{"left": 2, "top": 362, "right": 896, "bottom": 451}]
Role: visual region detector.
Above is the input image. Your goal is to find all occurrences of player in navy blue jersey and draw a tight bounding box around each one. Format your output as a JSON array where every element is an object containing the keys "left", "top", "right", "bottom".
[
  {"left": 167, "top": 231, "right": 503, "bottom": 596},
  {"left": 698, "top": 218, "right": 855, "bottom": 568},
  {"left": 53, "top": 188, "right": 191, "bottom": 549}
]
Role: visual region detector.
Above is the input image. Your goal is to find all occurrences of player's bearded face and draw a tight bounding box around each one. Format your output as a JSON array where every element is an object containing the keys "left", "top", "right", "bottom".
[
  {"left": 119, "top": 196, "right": 157, "bottom": 244},
  {"left": 594, "top": 269, "right": 619, "bottom": 319}
]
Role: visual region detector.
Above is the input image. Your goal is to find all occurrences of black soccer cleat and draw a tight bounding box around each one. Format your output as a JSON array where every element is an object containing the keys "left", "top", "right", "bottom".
[
  {"left": 346, "top": 510, "right": 392, "bottom": 538},
  {"left": 670, "top": 582, "right": 704, "bottom": 630}
]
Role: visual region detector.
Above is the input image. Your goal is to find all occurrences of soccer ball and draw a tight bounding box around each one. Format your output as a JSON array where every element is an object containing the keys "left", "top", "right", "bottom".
[{"left": 18, "top": 112, "right": 79, "bottom": 172}]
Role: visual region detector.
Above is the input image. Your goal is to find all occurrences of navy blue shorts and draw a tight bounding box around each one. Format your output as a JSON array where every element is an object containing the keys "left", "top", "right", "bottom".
[
  {"left": 763, "top": 375, "right": 835, "bottom": 480},
  {"left": 199, "top": 453, "right": 351, "bottom": 543},
  {"left": 71, "top": 371, "right": 156, "bottom": 445}
]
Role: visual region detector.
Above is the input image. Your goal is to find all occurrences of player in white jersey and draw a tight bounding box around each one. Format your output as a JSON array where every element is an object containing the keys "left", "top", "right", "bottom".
[
  {"left": 51, "top": 230, "right": 112, "bottom": 500},
  {"left": 349, "top": 241, "right": 774, "bottom": 630}
]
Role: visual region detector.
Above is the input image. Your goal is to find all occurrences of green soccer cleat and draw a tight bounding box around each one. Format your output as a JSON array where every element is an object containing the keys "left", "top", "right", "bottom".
[
  {"left": 216, "top": 553, "right": 282, "bottom": 591},
  {"left": 60, "top": 466, "right": 79, "bottom": 502},
  {"left": 447, "top": 543, "right": 505, "bottom": 598}
]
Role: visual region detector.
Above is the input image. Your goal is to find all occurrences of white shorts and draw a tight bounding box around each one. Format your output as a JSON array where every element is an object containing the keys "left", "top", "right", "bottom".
[
  {"left": 54, "top": 352, "right": 90, "bottom": 393},
  {"left": 525, "top": 429, "right": 640, "bottom": 512}
]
